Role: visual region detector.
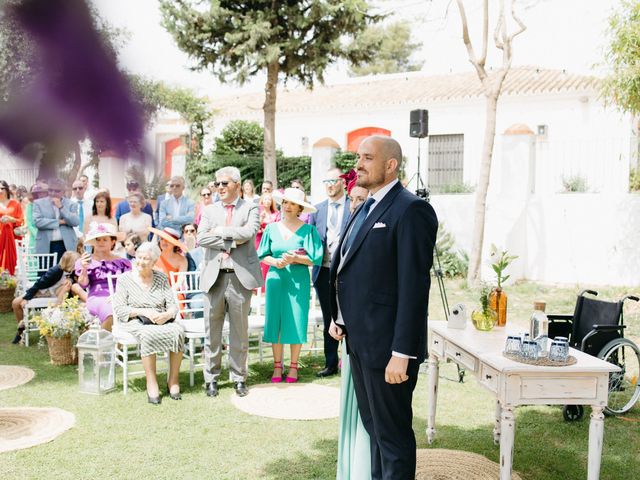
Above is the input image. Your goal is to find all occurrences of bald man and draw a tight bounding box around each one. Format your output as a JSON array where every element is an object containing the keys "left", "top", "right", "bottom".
[{"left": 329, "top": 135, "right": 438, "bottom": 479}]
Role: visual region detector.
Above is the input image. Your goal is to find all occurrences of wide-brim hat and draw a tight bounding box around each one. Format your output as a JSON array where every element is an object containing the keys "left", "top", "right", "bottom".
[
  {"left": 85, "top": 223, "right": 125, "bottom": 245},
  {"left": 148, "top": 227, "right": 189, "bottom": 252},
  {"left": 272, "top": 187, "right": 317, "bottom": 214}
]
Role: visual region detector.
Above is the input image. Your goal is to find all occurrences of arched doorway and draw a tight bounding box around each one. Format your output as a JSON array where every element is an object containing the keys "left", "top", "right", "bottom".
[{"left": 346, "top": 127, "right": 391, "bottom": 152}]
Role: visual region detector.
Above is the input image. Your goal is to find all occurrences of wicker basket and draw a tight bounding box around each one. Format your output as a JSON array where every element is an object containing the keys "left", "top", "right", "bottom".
[
  {"left": 0, "top": 286, "right": 16, "bottom": 313},
  {"left": 45, "top": 335, "right": 77, "bottom": 366}
]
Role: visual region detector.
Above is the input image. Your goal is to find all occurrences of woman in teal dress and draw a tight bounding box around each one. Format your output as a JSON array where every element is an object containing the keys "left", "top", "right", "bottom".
[
  {"left": 257, "top": 187, "right": 323, "bottom": 383},
  {"left": 337, "top": 171, "right": 371, "bottom": 479}
]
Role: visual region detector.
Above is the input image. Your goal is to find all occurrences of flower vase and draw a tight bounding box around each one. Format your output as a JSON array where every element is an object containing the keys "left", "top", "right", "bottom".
[
  {"left": 489, "top": 288, "right": 508, "bottom": 327},
  {"left": 471, "top": 309, "right": 497, "bottom": 331},
  {"left": 46, "top": 335, "right": 77, "bottom": 366}
]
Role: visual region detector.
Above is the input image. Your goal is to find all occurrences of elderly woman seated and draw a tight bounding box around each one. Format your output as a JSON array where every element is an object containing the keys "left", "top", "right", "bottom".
[{"left": 112, "top": 242, "right": 185, "bottom": 405}]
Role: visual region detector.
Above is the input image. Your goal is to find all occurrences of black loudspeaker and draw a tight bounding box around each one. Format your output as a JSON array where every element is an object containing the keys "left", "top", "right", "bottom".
[{"left": 409, "top": 109, "right": 429, "bottom": 138}]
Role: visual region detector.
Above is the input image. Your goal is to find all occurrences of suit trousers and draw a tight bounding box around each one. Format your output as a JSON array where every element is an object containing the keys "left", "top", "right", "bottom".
[
  {"left": 314, "top": 266, "right": 339, "bottom": 369},
  {"left": 203, "top": 272, "right": 253, "bottom": 383},
  {"left": 49, "top": 241, "right": 66, "bottom": 263},
  {"left": 348, "top": 350, "right": 420, "bottom": 480}
]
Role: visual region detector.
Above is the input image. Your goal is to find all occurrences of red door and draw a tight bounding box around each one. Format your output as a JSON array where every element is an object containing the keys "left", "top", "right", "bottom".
[
  {"left": 346, "top": 127, "right": 391, "bottom": 152},
  {"left": 164, "top": 138, "right": 183, "bottom": 178}
]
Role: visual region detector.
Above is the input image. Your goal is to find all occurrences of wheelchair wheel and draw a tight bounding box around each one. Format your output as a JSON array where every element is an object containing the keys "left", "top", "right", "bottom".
[
  {"left": 563, "top": 405, "right": 584, "bottom": 421},
  {"left": 598, "top": 338, "right": 640, "bottom": 416}
]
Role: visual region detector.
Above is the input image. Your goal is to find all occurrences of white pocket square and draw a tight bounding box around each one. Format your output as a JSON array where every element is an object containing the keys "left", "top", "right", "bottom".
[{"left": 372, "top": 222, "right": 387, "bottom": 229}]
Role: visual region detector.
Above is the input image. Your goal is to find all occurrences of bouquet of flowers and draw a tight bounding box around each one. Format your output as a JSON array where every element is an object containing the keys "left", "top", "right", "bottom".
[
  {"left": 34, "top": 297, "right": 94, "bottom": 339},
  {"left": 0, "top": 269, "right": 17, "bottom": 289}
]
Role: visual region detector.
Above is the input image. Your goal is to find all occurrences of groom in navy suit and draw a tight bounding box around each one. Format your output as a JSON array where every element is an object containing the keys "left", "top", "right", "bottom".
[
  {"left": 329, "top": 135, "right": 438, "bottom": 479},
  {"left": 309, "top": 167, "right": 350, "bottom": 377}
]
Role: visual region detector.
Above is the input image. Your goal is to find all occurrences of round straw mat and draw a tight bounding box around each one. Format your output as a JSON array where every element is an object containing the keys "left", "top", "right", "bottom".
[
  {"left": 230, "top": 383, "right": 340, "bottom": 420},
  {"left": 0, "top": 365, "right": 35, "bottom": 391},
  {"left": 0, "top": 408, "right": 75, "bottom": 453},
  {"left": 416, "top": 449, "right": 523, "bottom": 480}
]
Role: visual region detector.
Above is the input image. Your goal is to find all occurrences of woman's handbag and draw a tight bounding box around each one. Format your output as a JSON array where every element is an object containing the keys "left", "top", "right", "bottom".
[{"left": 135, "top": 315, "right": 174, "bottom": 325}]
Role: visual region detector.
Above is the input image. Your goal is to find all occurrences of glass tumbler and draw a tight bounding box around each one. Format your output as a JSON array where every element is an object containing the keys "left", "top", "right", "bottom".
[
  {"left": 549, "top": 339, "right": 569, "bottom": 362},
  {"left": 522, "top": 340, "right": 540, "bottom": 360},
  {"left": 505, "top": 335, "right": 522, "bottom": 356}
]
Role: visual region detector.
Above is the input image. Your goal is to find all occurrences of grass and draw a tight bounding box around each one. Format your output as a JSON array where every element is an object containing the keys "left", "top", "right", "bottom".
[{"left": 1, "top": 279, "right": 639, "bottom": 479}]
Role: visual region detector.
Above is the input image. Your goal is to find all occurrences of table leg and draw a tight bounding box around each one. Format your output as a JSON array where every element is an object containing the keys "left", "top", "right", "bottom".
[
  {"left": 493, "top": 399, "right": 501, "bottom": 445},
  {"left": 426, "top": 353, "right": 439, "bottom": 444},
  {"left": 587, "top": 406, "right": 605, "bottom": 480},
  {"left": 499, "top": 406, "right": 515, "bottom": 480}
]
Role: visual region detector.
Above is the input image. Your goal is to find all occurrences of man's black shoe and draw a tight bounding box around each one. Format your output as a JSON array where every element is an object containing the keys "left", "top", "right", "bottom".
[
  {"left": 11, "top": 326, "right": 25, "bottom": 345},
  {"left": 234, "top": 382, "right": 249, "bottom": 397},
  {"left": 316, "top": 367, "right": 339, "bottom": 378},
  {"left": 205, "top": 382, "right": 218, "bottom": 397}
]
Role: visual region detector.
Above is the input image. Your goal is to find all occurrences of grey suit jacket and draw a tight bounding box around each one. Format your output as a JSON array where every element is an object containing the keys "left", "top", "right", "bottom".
[
  {"left": 33, "top": 197, "right": 80, "bottom": 254},
  {"left": 197, "top": 197, "right": 263, "bottom": 293}
]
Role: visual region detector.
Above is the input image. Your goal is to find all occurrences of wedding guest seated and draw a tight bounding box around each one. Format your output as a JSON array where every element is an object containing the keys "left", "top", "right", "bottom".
[
  {"left": 150, "top": 226, "right": 196, "bottom": 278},
  {"left": 75, "top": 223, "right": 131, "bottom": 331},
  {"left": 181, "top": 223, "right": 203, "bottom": 269},
  {"left": 11, "top": 251, "right": 80, "bottom": 344},
  {"left": 112, "top": 242, "right": 184, "bottom": 404},
  {"left": 123, "top": 233, "right": 142, "bottom": 260}
]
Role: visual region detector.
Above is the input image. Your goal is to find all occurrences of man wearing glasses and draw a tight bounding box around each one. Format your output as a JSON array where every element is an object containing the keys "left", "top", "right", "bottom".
[
  {"left": 32, "top": 178, "right": 79, "bottom": 261},
  {"left": 159, "top": 176, "right": 195, "bottom": 231},
  {"left": 70, "top": 180, "right": 92, "bottom": 239},
  {"left": 114, "top": 179, "right": 155, "bottom": 226},
  {"left": 198, "top": 166, "right": 262, "bottom": 398},
  {"left": 309, "top": 167, "right": 350, "bottom": 377}
]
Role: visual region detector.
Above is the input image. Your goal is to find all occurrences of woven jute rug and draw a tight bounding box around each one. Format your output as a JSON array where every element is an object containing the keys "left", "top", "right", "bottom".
[
  {"left": 231, "top": 383, "right": 340, "bottom": 420},
  {"left": 0, "top": 408, "right": 75, "bottom": 453},
  {"left": 416, "top": 449, "right": 523, "bottom": 480},
  {"left": 0, "top": 365, "right": 35, "bottom": 391}
]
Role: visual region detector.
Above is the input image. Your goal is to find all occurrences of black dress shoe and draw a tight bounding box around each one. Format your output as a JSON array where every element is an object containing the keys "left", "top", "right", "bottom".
[
  {"left": 166, "top": 385, "right": 182, "bottom": 401},
  {"left": 316, "top": 366, "right": 338, "bottom": 378},
  {"left": 147, "top": 394, "right": 161, "bottom": 405},
  {"left": 205, "top": 382, "right": 218, "bottom": 397},
  {"left": 234, "top": 381, "right": 249, "bottom": 397},
  {"left": 11, "top": 326, "right": 25, "bottom": 345}
]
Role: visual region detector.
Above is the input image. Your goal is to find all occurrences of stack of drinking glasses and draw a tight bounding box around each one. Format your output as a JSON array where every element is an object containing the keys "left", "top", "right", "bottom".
[{"left": 504, "top": 334, "right": 570, "bottom": 362}]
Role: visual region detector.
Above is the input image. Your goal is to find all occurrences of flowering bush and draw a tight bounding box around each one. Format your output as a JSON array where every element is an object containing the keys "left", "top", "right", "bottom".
[
  {"left": 34, "top": 297, "right": 94, "bottom": 338},
  {"left": 0, "top": 270, "right": 17, "bottom": 289}
]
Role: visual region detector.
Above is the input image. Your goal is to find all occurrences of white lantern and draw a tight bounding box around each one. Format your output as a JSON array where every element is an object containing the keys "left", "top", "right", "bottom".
[{"left": 77, "top": 324, "right": 116, "bottom": 394}]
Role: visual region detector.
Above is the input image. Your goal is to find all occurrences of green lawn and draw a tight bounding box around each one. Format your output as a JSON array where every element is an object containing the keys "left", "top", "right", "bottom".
[{"left": 1, "top": 280, "right": 639, "bottom": 479}]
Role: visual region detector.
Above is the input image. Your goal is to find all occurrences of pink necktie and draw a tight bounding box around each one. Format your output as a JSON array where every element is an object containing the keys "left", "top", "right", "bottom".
[
  {"left": 223, "top": 204, "right": 234, "bottom": 259},
  {"left": 224, "top": 204, "right": 234, "bottom": 226}
]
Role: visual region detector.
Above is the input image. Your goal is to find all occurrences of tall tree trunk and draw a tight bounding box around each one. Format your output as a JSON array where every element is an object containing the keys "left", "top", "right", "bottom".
[
  {"left": 69, "top": 141, "right": 83, "bottom": 181},
  {"left": 467, "top": 92, "right": 499, "bottom": 283},
  {"left": 263, "top": 61, "right": 279, "bottom": 187}
]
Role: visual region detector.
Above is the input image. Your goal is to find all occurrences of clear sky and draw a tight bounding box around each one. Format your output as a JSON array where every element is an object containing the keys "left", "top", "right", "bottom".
[{"left": 92, "top": 0, "right": 620, "bottom": 97}]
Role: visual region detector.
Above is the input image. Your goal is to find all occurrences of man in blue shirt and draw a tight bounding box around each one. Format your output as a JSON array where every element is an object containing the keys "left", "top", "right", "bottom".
[{"left": 159, "top": 176, "right": 195, "bottom": 231}]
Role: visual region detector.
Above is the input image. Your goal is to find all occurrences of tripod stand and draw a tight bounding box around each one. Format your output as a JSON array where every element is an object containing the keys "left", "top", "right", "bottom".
[{"left": 409, "top": 138, "right": 464, "bottom": 383}]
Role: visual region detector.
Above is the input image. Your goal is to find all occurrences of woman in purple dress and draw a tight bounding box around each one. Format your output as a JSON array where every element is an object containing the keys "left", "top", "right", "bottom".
[{"left": 75, "top": 223, "right": 131, "bottom": 331}]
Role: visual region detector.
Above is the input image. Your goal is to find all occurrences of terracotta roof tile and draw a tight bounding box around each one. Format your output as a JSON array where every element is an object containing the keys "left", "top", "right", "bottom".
[{"left": 210, "top": 67, "right": 600, "bottom": 117}]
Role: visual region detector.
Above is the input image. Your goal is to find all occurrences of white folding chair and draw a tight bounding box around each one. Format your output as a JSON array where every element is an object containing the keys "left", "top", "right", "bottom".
[
  {"left": 19, "top": 253, "right": 57, "bottom": 347},
  {"left": 107, "top": 272, "right": 148, "bottom": 395},
  {"left": 248, "top": 288, "right": 267, "bottom": 363},
  {"left": 304, "top": 283, "right": 325, "bottom": 355},
  {"left": 170, "top": 271, "right": 207, "bottom": 387}
]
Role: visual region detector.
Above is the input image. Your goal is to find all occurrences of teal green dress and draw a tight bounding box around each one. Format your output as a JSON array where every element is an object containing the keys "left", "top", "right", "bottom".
[
  {"left": 337, "top": 342, "right": 371, "bottom": 479},
  {"left": 257, "top": 222, "right": 323, "bottom": 344}
]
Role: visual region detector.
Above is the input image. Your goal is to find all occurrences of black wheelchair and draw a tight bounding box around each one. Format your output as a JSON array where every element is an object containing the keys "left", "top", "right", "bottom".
[{"left": 547, "top": 290, "right": 640, "bottom": 421}]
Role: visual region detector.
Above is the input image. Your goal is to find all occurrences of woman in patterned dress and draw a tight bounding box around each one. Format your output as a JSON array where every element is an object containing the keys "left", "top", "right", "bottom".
[{"left": 112, "top": 242, "right": 184, "bottom": 405}]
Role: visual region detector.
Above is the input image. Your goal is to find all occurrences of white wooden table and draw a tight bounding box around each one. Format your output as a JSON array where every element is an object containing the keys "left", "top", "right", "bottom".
[{"left": 427, "top": 321, "right": 619, "bottom": 480}]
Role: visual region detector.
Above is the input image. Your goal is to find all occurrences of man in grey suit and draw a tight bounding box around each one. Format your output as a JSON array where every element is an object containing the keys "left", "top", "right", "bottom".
[
  {"left": 32, "top": 178, "right": 79, "bottom": 261},
  {"left": 197, "top": 166, "right": 262, "bottom": 397}
]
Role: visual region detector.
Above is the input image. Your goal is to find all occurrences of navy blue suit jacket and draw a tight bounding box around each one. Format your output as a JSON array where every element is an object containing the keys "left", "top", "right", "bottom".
[
  {"left": 308, "top": 197, "right": 350, "bottom": 283},
  {"left": 329, "top": 182, "right": 438, "bottom": 369}
]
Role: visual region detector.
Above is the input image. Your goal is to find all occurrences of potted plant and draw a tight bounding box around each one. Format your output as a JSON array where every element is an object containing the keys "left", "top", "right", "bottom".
[
  {"left": 488, "top": 245, "right": 518, "bottom": 327},
  {"left": 0, "top": 270, "right": 17, "bottom": 313},
  {"left": 34, "top": 297, "right": 94, "bottom": 365},
  {"left": 471, "top": 284, "right": 498, "bottom": 331}
]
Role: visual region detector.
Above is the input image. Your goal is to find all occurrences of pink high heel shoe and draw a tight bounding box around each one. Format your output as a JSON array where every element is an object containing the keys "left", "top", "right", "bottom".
[
  {"left": 271, "top": 361, "right": 284, "bottom": 383},
  {"left": 285, "top": 362, "right": 299, "bottom": 383}
]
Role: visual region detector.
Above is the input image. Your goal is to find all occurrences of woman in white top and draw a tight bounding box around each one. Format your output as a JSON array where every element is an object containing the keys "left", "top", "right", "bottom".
[
  {"left": 242, "top": 179, "right": 259, "bottom": 203},
  {"left": 118, "top": 192, "right": 152, "bottom": 241}
]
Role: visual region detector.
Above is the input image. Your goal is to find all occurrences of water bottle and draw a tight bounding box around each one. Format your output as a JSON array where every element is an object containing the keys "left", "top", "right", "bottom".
[{"left": 529, "top": 301, "right": 549, "bottom": 356}]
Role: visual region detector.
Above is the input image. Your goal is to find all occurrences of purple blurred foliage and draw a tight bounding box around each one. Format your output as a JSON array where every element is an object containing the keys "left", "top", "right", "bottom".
[{"left": 0, "top": 0, "right": 144, "bottom": 159}]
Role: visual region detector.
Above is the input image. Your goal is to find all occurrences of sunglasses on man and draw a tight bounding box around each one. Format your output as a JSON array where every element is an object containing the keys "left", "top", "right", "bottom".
[
  {"left": 72, "top": 186, "right": 85, "bottom": 191},
  {"left": 168, "top": 183, "right": 182, "bottom": 188},
  {"left": 183, "top": 228, "right": 197, "bottom": 234},
  {"left": 322, "top": 179, "right": 341, "bottom": 185},
  {"left": 213, "top": 181, "right": 232, "bottom": 188},
  {"left": 201, "top": 192, "right": 211, "bottom": 197}
]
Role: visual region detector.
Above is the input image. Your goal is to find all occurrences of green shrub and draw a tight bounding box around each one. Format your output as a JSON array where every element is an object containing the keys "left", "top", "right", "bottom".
[
  {"left": 629, "top": 167, "right": 640, "bottom": 192},
  {"left": 561, "top": 175, "right": 589, "bottom": 192},
  {"left": 434, "top": 223, "right": 468, "bottom": 278},
  {"left": 334, "top": 150, "right": 357, "bottom": 171}
]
